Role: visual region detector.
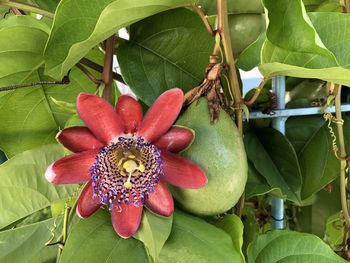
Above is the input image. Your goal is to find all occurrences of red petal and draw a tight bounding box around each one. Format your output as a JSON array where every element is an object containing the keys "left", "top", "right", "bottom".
[
  {"left": 145, "top": 181, "right": 174, "bottom": 217},
  {"left": 161, "top": 151, "right": 207, "bottom": 189},
  {"left": 115, "top": 95, "right": 143, "bottom": 133},
  {"left": 154, "top": 126, "right": 194, "bottom": 153},
  {"left": 77, "top": 93, "right": 125, "bottom": 144},
  {"left": 76, "top": 181, "right": 101, "bottom": 218},
  {"left": 137, "top": 88, "right": 184, "bottom": 142},
  {"left": 111, "top": 203, "right": 143, "bottom": 238},
  {"left": 45, "top": 149, "right": 99, "bottom": 184},
  {"left": 57, "top": 127, "right": 104, "bottom": 152}
]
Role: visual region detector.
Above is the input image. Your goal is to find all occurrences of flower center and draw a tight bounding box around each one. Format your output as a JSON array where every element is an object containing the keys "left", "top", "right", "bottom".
[
  {"left": 90, "top": 136, "right": 163, "bottom": 208},
  {"left": 118, "top": 156, "right": 145, "bottom": 189}
]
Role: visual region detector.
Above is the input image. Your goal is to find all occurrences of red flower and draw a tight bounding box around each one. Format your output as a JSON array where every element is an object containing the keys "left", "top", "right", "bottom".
[{"left": 45, "top": 88, "right": 207, "bottom": 238}]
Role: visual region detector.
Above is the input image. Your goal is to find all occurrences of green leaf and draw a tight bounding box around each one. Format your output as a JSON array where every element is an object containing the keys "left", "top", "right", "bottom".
[
  {"left": 299, "top": 123, "right": 339, "bottom": 199},
  {"left": 259, "top": 63, "right": 350, "bottom": 86},
  {"left": 198, "top": 0, "right": 264, "bottom": 15},
  {"left": 50, "top": 97, "right": 76, "bottom": 114},
  {"left": 259, "top": 1, "right": 350, "bottom": 85},
  {"left": 286, "top": 116, "right": 325, "bottom": 153},
  {"left": 247, "top": 230, "right": 346, "bottom": 263},
  {"left": 309, "top": 12, "right": 350, "bottom": 68},
  {"left": 31, "top": 0, "right": 60, "bottom": 12},
  {"left": 216, "top": 214, "right": 245, "bottom": 263},
  {"left": 0, "top": 144, "right": 76, "bottom": 229},
  {"left": 117, "top": 8, "right": 214, "bottom": 105},
  {"left": 158, "top": 210, "right": 241, "bottom": 263},
  {"left": 261, "top": 0, "right": 337, "bottom": 67},
  {"left": 246, "top": 161, "right": 284, "bottom": 199},
  {"left": 133, "top": 210, "right": 173, "bottom": 263},
  {"left": 313, "top": 2, "right": 342, "bottom": 12},
  {"left": 296, "top": 178, "right": 341, "bottom": 237},
  {"left": 325, "top": 212, "right": 344, "bottom": 251},
  {"left": 244, "top": 129, "right": 302, "bottom": 204},
  {"left": 0, "top": 217, "right": 60, "bottom": 263},
  {"left": 242, "top": 206, "right": 260, "bottom": 258},
  {"left": 64, "top": 114, "right": 86, "bottom": 128},
  {"left": 0, "top": 7, "right": 14, "bottom": 23},
  {"left": 303, "top": 0, "right": 342, "bottom": 12},
  {"left": 0, "top": 66, "right": 95, "bottom": 157},
  {"left": 44, "top": 0, "right": 197, "bottom": 79},
  {"left": 237, "top": 32, "right": 266, "bottom": 71},
  {"left": 0, "top": 15, "right": 49, "bottom": 86},
  {"left": 60, "top": 210, "right": 149, "bottom": 263}
]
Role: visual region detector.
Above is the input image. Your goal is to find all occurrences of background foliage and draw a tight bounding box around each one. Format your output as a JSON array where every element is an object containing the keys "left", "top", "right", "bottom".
[{"left": 0, "top": 0, "right": 350, "bottom": 262}]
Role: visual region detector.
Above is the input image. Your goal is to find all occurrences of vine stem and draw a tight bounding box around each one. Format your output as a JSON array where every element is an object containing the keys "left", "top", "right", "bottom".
[
  {"left": 217, "top": 0, "right": 243, "bottom": 134},
  {"left": 345, "top": 0, "right": 350, "bottom": 13},
  {"left": 102, "top": 35, "right": 115, "bottom": 102},
  {"left": 217, "top": 0, "right": 245, "bottom": 217},
  {"left": 0, "top": 0, "right": 54, "bottom": 18},
  {"left": 334, "top": 85, "right": 350, "bottom": 228}
]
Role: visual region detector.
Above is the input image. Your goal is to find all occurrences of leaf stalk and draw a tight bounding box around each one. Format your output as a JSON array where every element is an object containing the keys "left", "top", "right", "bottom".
[
  {"left": 192, "top": 4, "right": 215, "bottom": 36},
  {"left": 0, "top": 0, "right": 54, "bottom": 18}
]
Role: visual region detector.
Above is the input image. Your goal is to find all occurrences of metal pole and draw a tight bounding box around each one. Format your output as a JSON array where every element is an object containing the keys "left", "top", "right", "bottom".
[{"left": 271, "top": 76, "right": 286, "bottom": 230}]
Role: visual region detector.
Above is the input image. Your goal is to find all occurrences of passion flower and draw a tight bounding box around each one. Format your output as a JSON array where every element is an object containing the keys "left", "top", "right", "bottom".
[{"left": 45, "top": 89, "right": 207, "bottom": 238}]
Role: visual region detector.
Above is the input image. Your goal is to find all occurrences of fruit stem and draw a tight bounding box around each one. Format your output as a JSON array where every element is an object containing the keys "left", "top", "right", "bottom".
[
  {"left": 334, "top": 85, "right": 350, "bottom": 228},
  {"left": 0, "top": 0, "right": 54, "bottom": 18},
  {"left": 217, "top": 0, "right": 243, "bottom": 134}
]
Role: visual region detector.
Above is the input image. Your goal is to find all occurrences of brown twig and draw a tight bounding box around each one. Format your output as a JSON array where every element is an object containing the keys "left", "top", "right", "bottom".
[
  {"left": 79, "top": 58, "right": 125, "bottom": 84},
  {"left": 10, "top": 7, "right": 22, "bottom": 15},
  {"left": 245, "top": 78, "right": 269, "bottom": 107},
  {"left": 76, "top": 63, "right": 102, "bottom": 85},
  {"left": 0, "top": 0, "right": 54, "bottom": 18},
  {"left": 193, "top": 5, "right": 215, "bottom": 36}
]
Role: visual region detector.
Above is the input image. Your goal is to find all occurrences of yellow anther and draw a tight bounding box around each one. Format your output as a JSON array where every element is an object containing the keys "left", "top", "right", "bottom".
[
  {"left": 139, "top": 164, "right": 145, "bottom": 173},
  {"left": 123, "top": 159, "right": 138, "bottom": 173}
]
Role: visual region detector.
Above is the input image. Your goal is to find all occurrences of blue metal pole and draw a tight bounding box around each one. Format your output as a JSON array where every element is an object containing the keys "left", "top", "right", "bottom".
[{"left": 271, "top": 76, "right": 286, "bottom": 230}]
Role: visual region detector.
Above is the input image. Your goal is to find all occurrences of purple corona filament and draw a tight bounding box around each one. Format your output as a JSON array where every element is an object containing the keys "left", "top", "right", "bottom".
[{"left": 90, "top": 136, "right": 163, "bottom": 209}]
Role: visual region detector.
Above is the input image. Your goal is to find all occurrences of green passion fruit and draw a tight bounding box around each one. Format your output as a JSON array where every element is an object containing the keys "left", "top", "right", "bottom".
[{"left": 173, "top": 98, "right": 248, "bottom": 216}]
